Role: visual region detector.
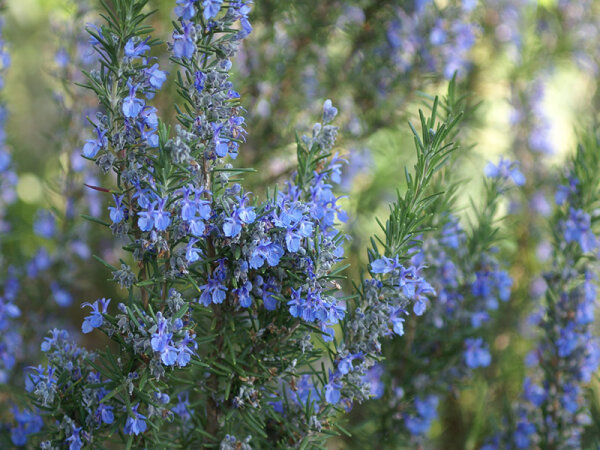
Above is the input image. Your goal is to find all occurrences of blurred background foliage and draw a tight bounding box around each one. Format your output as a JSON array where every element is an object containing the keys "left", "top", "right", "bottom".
[{"left": 2, "top": 0, "right": 600, "bottom": 447}]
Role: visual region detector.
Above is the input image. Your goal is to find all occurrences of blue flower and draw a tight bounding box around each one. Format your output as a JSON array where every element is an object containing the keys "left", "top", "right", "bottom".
[
  {"left": 122, "top": 82, "right": 145, "bottom": 118},
  {"left": 563, "top": 207, "right": 596, "bottom": 252},
  {"left": 249, "top": 239, "right": 284, "bottom": 269},
  {"left": 464, "top": 338, "right": 491, "bottom": 368},
  {"left": 124, "top": 37, "right": 150, "bottom": 58},
  {"left": 274, "top": 204, "right": 314, "bottom": 252},
  {"left": 140, "top": 125, "right": 158, "bottom": 147},
  {"left": 462, "top": 0, "right": 477, "bottom": 12},
  {"left": 152, "top": 197, "right": 172, "bottom": 231},
  {"left": 40, "top": 328, "right": 69, "bottom": 352},
  {"left": 194, "top": 70, "right": 206, "bottom": 92},
  {"left": 25, "top": 248, "right": 49, "bottom": 278},
  {"left": 495, "top": 270, "right": 513, "bottom": 302},
  {"left": 223, "top": 195, "right": 255, "bottom": 237},
  {"left": 338, "top": 353, "right": 362, "bottom": 375},
  {"left": 212, "top": 121, "right": 230, "bottom": 157},
  {"left": 145, "top": 64, "right": 167, "bottom": 90},
  {"left": 415, "top": 395, "right": 439, "bottom": 420},
  {"left": 556, "top": 323, "right": 578, "bottom": 357},
  {"left": 0, "top": 297, "right": 20, "bottom": 327},
  {"left": 234, "top": 2, "right": 253, "bottom": 38},
  {"left": 189, "top": 218, "right": 205, "bottom": 236},
  {"left": 154, "top": 391, "right": 171, "bottom": 405},
  {"left": 202, "top": 0, "right": 223, "bottom": 20},
  {"left": 108, "top": 194, "right": 126, "bottom": 224},
  {"left": 429, "top": 20, "right": 447, "bottom": 45},
  {"left": 324, "top": 371, "right": 342, "bottom": 404},
  {"left": 10, "top": 407, "right": 42, "bottom": 447},
  {"left": 471, "top": 269, "right": 510, "bottom": 310},
  {"left": 197, "top": 198, "right": 211, "bottom": 219},
  {"left": 65, "top": 425, "right": 84, "bottom": 450},
  {"left": 133, "top": 184, "right": 156, "bottom": 209},
  {"left": 96, "top": 403, "right": 114, "bottom": 424},
  {"left": 513, "top": 420, "right": 536, "bottom": 448},
  {"left": 198, "top": 262, "right": 228, "bottom": 306},
  {"left": 33, "top": 210, "right": 56, "bottom": 238},
  {"left": 327, "top": 301, "right": 346, "bottom": 325},
  {"left": 561, "top": 383, "right": 580, "bottom": 413},
  {"left": 522, "top": 377, "right": 546, "bottom": 408},
  {"left": 138, "top": 202, "right": 156, "bottom": 231},
  {"left": 577, "top": 273, "right": 596, "bottom": 325},
  {"left": 172, "top": 392, "right": 193, "bottom": 421},
  {"left": 287, "top": 288, "right": 330, "bottom": 323},
  {"left": 172, "top": 22, "right": 196, "bottom": 59},
  {"left": 186, "top": 238, "right": 203, "bottom": 263},
  {"left": 222, "top": 217, "right": 240, "bottom": 237},
  {"left": 439, "top": 216, "right": 465, "bottom": 249},
  {"left": 238, "top": 14, "right": 253, "bottom": 39},
  {"left": 555, "top": 177, "right": 579, "bottom": 206},
  {"left": 82, "top": 126, "right": 107, "bottom": 158},
  {"left": 404, "top": 415, "right": 430, "bottom": 436},
  {"left": 151, "top": 313, "right": 178, "bottom": 366},
  {"left": 484, "top": 157, "right": 526, "bottom": 186},
  {"left": 124, "top": 404, "right": 147, "bottom": 435},
  {"left": 81, "top": 298, "right": 111, "bottom": 334},
  {"left": 51, "top": 282, "right": 72, "bottom": 307},
  {"left": 362, "top": 364, "right": 385, "bottom": 399},
  {"left": 180, "top": 187, "right": 197, "bottom": 221},
  {"left": 413, "top": 279, "right": 435, "bottom": 316},
  {"left": 233, "top": 281, "right": 253, "bottom": 307},
  {"left": 175, "top": 0, "right": 197, "bottom": 19},
  {"left": 140, "top": 106, "right": 158, "bottom": 129},
  {"left": 370, "top": 255, "right": 401, "bottom": 274},
  {"left": 260, "top": 276, "right": 280, "bottom": 310},
  {"left": 405, "top": 395, "right": 439, "bottom": 436},
  {"left": 25, "top": 364, "right": 56, "bottom": 394},
  {"left": 389, "top": 307, "right": 407, "bottom": 336},
  {"left": 177, "top": 332, "right": 197, "bottom": 367},
  {"left": 181, "top": 199, "right": 196, "bottom": 222},
  {"left": 199, "top": 278, "right": 227, "bottom": 305},
  {"left": 396, "top": 266, "right": 420, "bottom": 298}
]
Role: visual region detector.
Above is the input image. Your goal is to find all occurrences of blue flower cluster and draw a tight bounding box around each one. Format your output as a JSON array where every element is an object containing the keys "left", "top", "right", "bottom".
[
  {"left": 513, "top": 178, "right": 600, "bottom": 448},
  {"left": 414, "top": 213, "right": 511, "bottom": 344},
  {"left": 323, "top": 254, "right": 437, "bottom": 410},
  {"left": 83, "top": 26, "right": 166, "bottom": 171},
  {"left": 484, "top": 157, "right": 526, "bottom": 187},
  {"left": 366, "top": 161, "right": 521, "bottom": 441},
  {"left": 19, "top": 330, "right": 94, "bottom": 446},
  {"left": 487, "top": 160, "right": 600, "bottom": 448},
  {"left": 150, "top": 311, "right": 197, "bottom": 368},
  {"left": 81, "top": 298, "right": 110, "bottom": 333},
  {"left": 386, "top": 0, "right": 478, "bottom": 80},
  {"left": 0, "top": 268, "right": 21, "bottom": 384},
  {"left": 511, "top": 75, "right": 556, "bottom": 155},
  {"left": 83, "top": 295, "right": 197, "bottom": 379},
  {"left": 404, "top": 395, "right": 439, "bottom": 435},
  {"left": 562, "top": 207, "right": 596, "bottom": 252},
  {"left": 106, "top": 1, "right": 346, "bottom": 347},
  {"left": 6, "top": 0, "right": 566, "bottom": 447},
  {"left": 9, "top": 406, "right": 43, "bottom": 447},
  {"left": 16, "top": 328, "right": 142, "bottom": 447}
]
